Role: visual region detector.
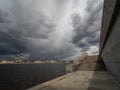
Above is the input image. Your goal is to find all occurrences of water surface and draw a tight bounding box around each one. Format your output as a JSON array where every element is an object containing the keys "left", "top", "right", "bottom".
[{"left": 0, "top": 64, "right": 66, "bottom": 90}]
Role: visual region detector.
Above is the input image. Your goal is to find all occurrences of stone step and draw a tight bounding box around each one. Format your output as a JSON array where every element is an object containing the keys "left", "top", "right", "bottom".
[
  {"left": 66, "top": 55, "right": 106, "bottom": 72},
  {"left": 79, "top": 56, "right": 106, "bottom": 71}
]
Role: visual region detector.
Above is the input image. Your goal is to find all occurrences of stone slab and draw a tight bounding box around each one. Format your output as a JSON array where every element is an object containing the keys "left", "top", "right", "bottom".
[{"left": 27, "top": 70, "right": 120, "bottom": 90}]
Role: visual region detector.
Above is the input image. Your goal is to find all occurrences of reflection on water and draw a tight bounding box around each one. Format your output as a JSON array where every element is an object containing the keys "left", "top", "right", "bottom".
[{"left": 0, "top": 64, "right": 66, "bottom": 90}]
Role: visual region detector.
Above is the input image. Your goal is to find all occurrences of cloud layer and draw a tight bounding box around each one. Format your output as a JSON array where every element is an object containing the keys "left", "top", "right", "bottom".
[{"left": 0, "top": 0, "right": 103, "bottom": 60}]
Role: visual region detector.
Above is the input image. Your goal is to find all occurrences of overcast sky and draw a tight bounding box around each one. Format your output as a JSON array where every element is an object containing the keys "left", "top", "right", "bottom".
[{"left": 0, "top": 0, "right": 103, "bottom": 60}]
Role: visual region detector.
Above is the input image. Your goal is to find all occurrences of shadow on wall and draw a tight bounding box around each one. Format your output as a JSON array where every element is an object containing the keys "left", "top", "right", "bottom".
[
  {"left": 87, "top": 71, "right": 120, "bottom": 90},
  {"left": 87, "top": 60, "right": 120, "bottom": 90}
]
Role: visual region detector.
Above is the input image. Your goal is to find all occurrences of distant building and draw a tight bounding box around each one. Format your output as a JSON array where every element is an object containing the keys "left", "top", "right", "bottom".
[
  {"left": 16, "top": 53, "right": 25, "bottom": 63},
  {"left": 50, "top": 60, "right": 57, "bottom": 63},
  {"left": 34, "top": 60, "right": 45, "bottom": 64},
  {"left": 1, "top": 60, "right": 14, "bottom": 64},
  {"left": 46, "top": 60, "right": 50, "bottom": 63}
]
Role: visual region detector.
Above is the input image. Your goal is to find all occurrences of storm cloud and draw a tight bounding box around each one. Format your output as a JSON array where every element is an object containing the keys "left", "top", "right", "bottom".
[{"left": 0, "top": 0, "right": 103, "bottom": 60}]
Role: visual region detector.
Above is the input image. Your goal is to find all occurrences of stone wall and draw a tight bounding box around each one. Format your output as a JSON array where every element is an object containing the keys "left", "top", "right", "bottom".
[
  {"left": 100, "top": 0, "right": 117, "bottom": 52},
  {"left": 100, "top": 0, "right": 120, "bottom": 82}
]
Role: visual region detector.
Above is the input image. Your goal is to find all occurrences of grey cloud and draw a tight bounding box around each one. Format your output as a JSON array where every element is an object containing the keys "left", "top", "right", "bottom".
[
  {"left": 0, "top": 0, "right": 103, "bottom": 60},
  {"left": 0, "top": 0, "right": 76, "bottom": 60},
  {"left": 71, "top": 0, "right": 103, "bottom": 53}
]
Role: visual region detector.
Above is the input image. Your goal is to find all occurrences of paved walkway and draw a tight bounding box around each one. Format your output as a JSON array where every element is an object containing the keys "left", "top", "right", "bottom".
[{"left": 27, "top": 71, "right": 120, "bottom": 90}]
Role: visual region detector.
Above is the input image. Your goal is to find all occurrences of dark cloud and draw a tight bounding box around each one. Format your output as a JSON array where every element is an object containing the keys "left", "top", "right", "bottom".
[
  {"left": 0, "top": 9, "right": 27, "bottom": 55},
  {"left": 0, "top": 0, "right": 103, "bottom": 60},
  {"left": 0, "top": 0, "right": 73, "bottom": 60}
]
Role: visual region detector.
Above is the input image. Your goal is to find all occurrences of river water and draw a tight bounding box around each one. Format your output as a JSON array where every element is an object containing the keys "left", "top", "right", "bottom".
[{"left": 0, "top": 64, "right": 67, "bottom": 90}]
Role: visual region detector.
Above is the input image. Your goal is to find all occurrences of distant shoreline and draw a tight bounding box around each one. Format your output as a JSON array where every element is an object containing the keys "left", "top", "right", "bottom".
[{"left": 0, "top": 63, "right": 65, "bottom": 64}]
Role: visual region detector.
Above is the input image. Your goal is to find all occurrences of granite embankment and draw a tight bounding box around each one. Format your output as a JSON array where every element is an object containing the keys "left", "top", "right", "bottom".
[{"left": 27, "top": 55, "right": 120, "bottom": 90}]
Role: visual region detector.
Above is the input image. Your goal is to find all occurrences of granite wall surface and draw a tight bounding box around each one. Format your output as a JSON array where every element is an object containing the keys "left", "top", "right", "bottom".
[{"left": 100, "top": 0, "right": 120, "bottom": 82}]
